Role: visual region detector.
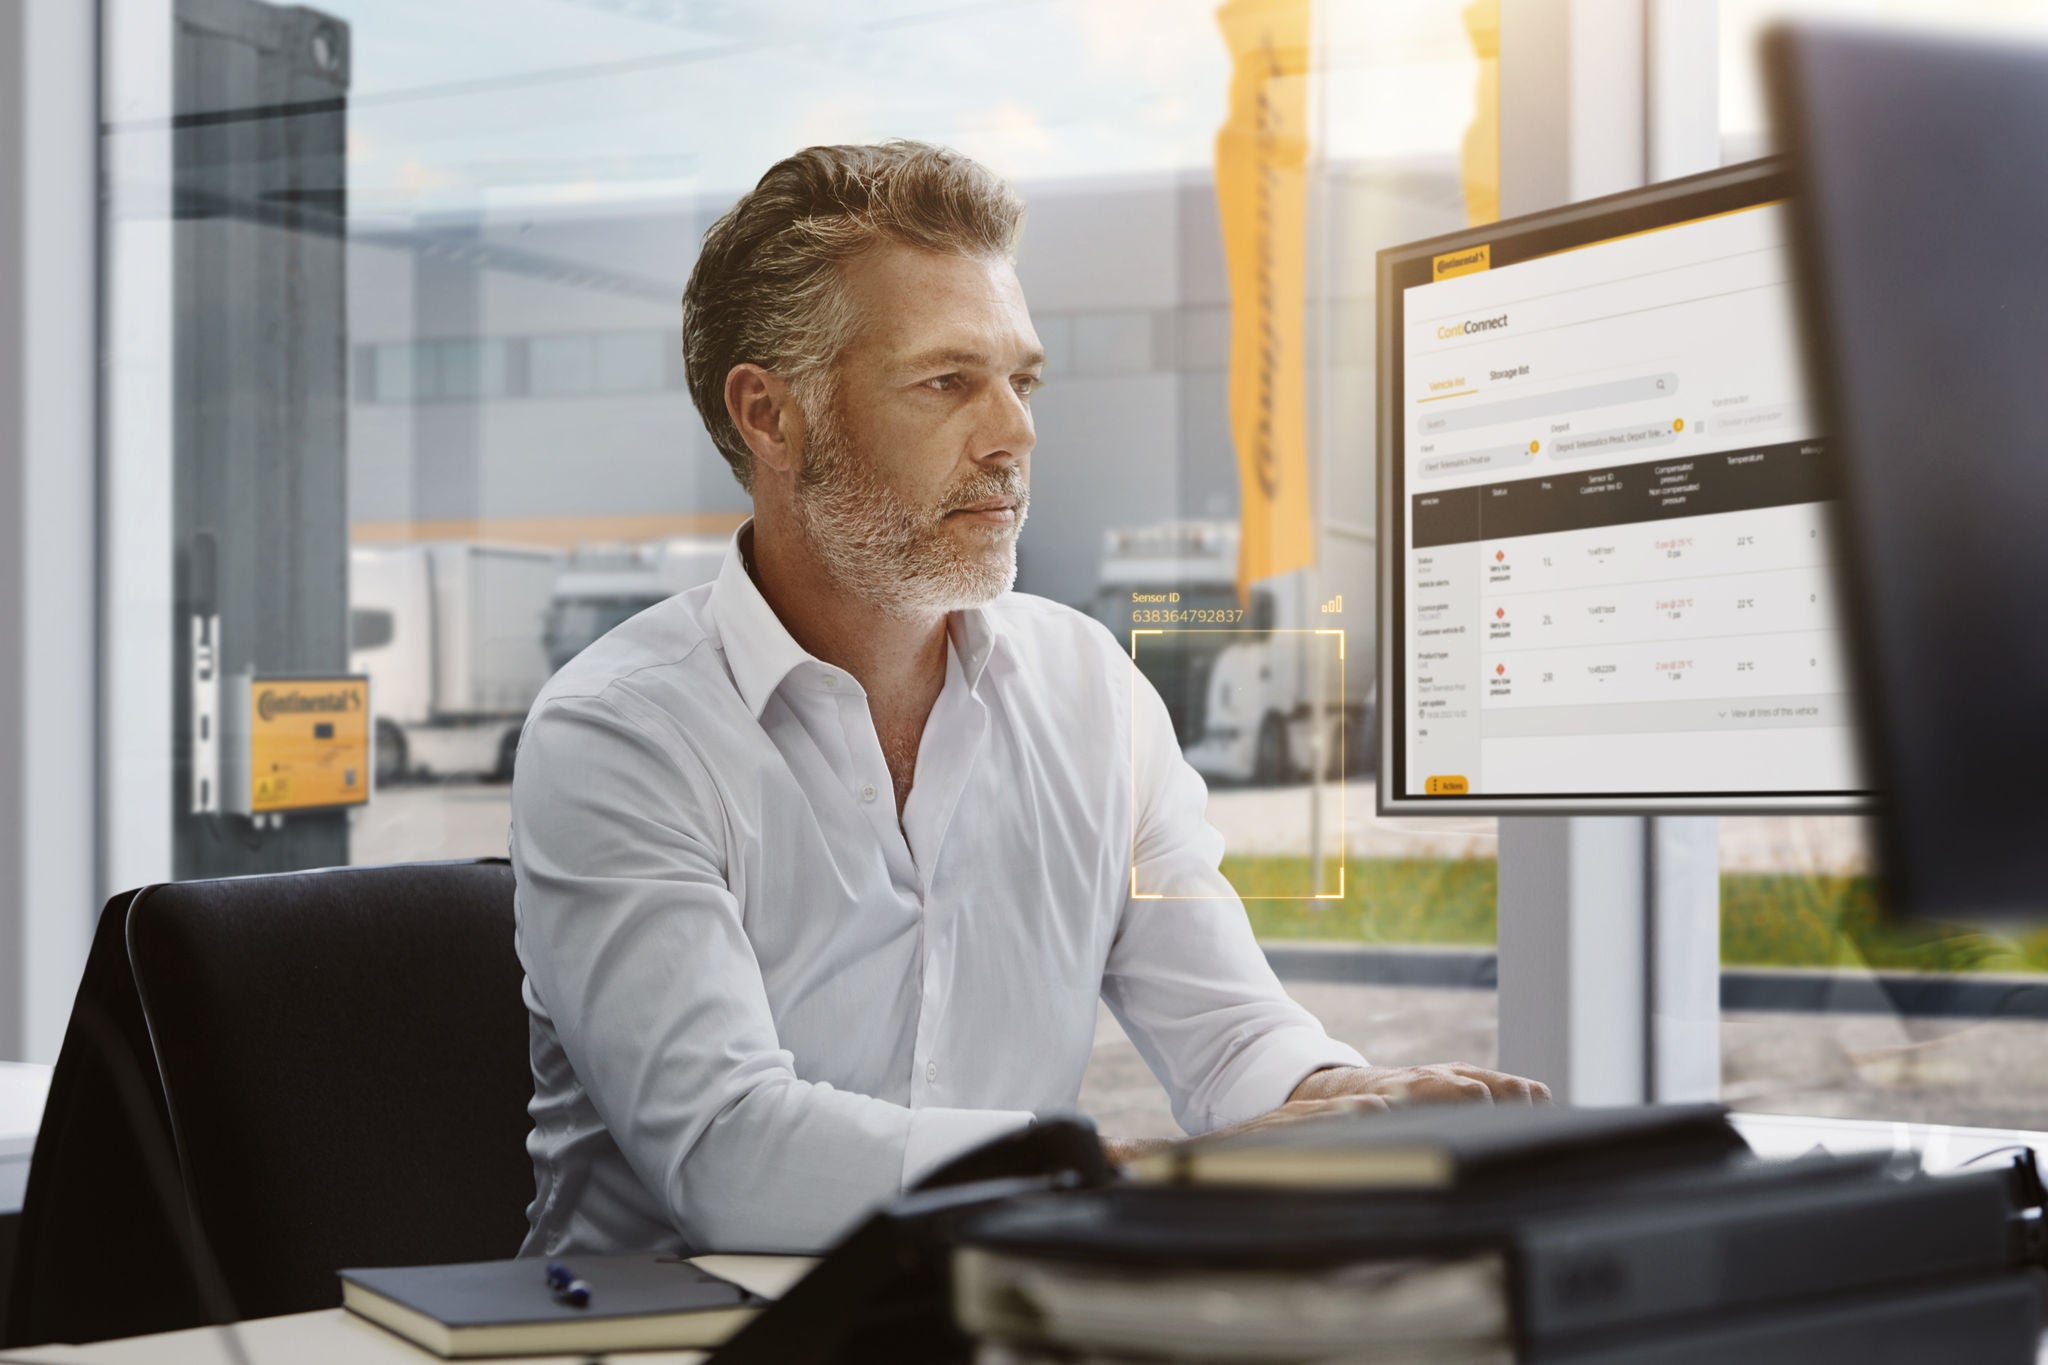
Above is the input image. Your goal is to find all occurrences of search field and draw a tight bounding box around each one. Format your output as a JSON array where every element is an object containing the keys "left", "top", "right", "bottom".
[{"left": 1418, "top": 372, "right": 1679, "bottom": 436}]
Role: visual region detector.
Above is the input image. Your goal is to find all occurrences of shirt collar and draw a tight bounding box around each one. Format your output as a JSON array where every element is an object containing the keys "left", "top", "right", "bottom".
[
  {"left": 708, "top": 518, "right": 1012, "bottom": 720},
  {"left": 947, "top": 596, "right": 1010, "bottom": 694},
  {"left": 708, "top": 520, "right": 811, "bottom": 720}
]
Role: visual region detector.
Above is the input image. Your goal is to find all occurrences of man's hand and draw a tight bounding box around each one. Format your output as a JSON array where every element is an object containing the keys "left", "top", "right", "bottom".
[
  {"left": 1099, "top": 1063, "right": 1549, "bottom": 1167},
  {"left": 1098, "top": 1098, "right": 1383, "bottom": 1168},
  {"left": 1289, "top": 1063, "right": 1550, "bottom": 1107}
]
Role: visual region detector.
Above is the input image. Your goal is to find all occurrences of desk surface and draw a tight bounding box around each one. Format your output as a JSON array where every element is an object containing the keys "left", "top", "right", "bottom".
[
  {"left": 0, "top": 1062, "right": 51, "bottom": 1217},
  {"left": 0, "top": 1256, "right": 816, "bottom": 1365},
  {"left": 7, "top": 1298, "right": 2045, "bottom": 1365},
  {"left": 0, "top": 1307, "right": 713, "bottom": 1365}
]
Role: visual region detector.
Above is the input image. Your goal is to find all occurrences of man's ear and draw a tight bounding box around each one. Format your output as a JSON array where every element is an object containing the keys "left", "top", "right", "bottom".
[{"left": 725, "top": 363, "right": 800, "bottom": 478}]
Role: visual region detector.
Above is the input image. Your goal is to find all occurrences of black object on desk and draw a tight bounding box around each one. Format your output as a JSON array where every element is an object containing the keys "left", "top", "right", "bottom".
[
  {"left": 542, "top": 1261, "right": 591, "bottom": 1308},
  {"left": 954, "top": 1159, "right": 2030, "bottom": 1358},
  {"left": 708, "top": 1116, "right": 1116, "bottom": 1365},
  {"left": 1767, "top": 19, "right": 2048, "bottom": 922},
  {"left": 739, "top": 1105, "right": 2048, "bottom": 1364}
]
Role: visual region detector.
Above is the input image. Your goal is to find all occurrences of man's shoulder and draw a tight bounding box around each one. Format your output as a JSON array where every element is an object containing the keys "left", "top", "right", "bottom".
[{"left": 529, "top": 583, "right": 724, "bottom": 722}]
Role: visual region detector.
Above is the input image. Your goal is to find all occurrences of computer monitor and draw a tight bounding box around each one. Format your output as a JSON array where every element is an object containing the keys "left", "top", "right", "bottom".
[
  {"left": 1767, "top": 22, "right": 2048, "bottom": 919},
  {"left": 1377, "top": 160, "right": 1873, "bottom": 815}
]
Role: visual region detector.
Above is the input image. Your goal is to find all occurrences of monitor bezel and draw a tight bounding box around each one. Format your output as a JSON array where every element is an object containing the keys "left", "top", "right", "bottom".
[{"left": 1375, "top": 156, "right": 1875, "bottom": 816}]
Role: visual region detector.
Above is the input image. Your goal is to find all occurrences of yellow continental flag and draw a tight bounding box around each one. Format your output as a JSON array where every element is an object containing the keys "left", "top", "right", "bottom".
[
  {"left": 1462, "top": 0, "right": 1500, "bottom": 227},
  {"left": 1215, "top": 0, "right": 1314, "bottom": 607}
]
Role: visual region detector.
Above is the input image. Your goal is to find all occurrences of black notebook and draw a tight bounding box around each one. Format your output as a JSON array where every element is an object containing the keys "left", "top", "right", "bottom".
[
  {"left": 1127, "top": 1101, "right": 1743, "bottom": 1191},
  {"left": 339, "top": 1255, "right": 766, "bottom": 1358}
]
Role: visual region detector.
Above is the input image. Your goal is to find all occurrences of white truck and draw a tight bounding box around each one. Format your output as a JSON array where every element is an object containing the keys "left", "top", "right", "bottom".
[
  {"left": 1091, "top": 521, "right": 1374, "bottom": 785},
  {"left": 348, "top": 543, "right": 565, "bottom": 783},
  {"left": 542, "top": 535, "right": 728, "bottom": 674}
]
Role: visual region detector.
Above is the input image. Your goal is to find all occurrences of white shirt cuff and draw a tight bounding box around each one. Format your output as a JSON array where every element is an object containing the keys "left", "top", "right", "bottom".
[
  {"left": 1203, "top": 1028, "right": 1369, "bottom": 1132},
  {"left": 900, "top": 1106, "right": 1038, "bottom": 1189}
]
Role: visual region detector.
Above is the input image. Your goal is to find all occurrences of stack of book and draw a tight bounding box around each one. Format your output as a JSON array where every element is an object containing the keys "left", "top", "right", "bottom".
[{"left": 951, "top": 1104, "right": 2047, "bottom": 1363}]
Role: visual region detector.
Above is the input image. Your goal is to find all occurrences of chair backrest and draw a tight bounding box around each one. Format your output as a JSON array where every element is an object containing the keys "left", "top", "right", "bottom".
[
  {"left": 131, "top": 859, "right": 534, "bottom": 1322},
  {"left": 5, "top": 888, "right": 198, "bottom": 1347},
  {"left": 8, "top": 859, "right": 535, "bottom": 1343}
]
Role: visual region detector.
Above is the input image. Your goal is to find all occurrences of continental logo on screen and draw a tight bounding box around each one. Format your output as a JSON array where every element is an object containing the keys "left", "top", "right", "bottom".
[{"left": 1432, "top": 244, "right": 1490, "bottom": 280}]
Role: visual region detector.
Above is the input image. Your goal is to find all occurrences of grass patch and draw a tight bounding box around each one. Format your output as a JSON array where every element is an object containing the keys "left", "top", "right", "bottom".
[
  {"left": 1228, "top": 855, "right": 1496, "bottom": 946},
  {"left": 1228, "top": 855, "right": 2048, "bottom": 974},
  {"left": 1720, "top": 873, "right": 2048, "bottom": 975}
]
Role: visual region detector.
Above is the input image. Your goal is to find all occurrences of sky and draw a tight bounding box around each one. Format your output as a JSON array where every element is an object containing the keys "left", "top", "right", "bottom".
[
  {"left": 304, "top": 0, "right": 1482, "bottom": 219},
  {"left": 102, "top": 0, "right": 2048, "bottom": 219}
]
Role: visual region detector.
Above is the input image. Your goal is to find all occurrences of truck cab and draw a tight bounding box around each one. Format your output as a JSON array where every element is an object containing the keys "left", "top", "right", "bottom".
[{"left": 1092, "top": 521, "right": 1374, "bottom": 786}]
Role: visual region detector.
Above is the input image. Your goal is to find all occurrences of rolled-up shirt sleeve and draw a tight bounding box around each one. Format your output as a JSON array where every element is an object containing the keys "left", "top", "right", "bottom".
[
  {"left": 1100, "top": 670, "right": 1367, "bottom": 1136},
  {"left": 511, "top": 690, "right": 1030, "bottom": 1254}
]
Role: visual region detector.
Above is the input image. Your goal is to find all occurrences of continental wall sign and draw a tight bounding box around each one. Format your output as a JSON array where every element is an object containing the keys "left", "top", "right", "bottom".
[{"left": 246, "top": 676, "right": 371, "bottom": 813}]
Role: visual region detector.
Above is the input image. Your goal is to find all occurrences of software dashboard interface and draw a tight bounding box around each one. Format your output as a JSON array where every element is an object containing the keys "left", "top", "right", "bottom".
[{"left": 1385, "top": 174, "right": 1867, "bottom": 808}]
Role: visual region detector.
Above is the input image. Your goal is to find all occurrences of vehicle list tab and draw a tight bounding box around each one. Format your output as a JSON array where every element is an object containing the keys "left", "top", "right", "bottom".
[{"left": 1412, "top": 439, "right": 1831, "bottom": 549}]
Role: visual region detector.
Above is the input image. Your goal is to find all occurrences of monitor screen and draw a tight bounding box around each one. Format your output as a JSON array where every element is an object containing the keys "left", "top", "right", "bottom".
[{"left": 1377, "top": 160, "right": 1871, "bottom": 813}]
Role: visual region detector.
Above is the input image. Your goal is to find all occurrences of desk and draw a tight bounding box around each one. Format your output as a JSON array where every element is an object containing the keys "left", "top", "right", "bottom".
[
  {"left": 0, "top": 1256, "right": 815, "bottom": 1365},
  {"left": 6, "top": 1117, "right": 2047, "bottom": 1363},
  {"left": 8, "top": 1299, "right": 2045, "bottom": 1365}
]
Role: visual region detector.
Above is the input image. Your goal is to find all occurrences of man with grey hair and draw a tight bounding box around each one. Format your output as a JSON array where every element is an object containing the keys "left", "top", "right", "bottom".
[{"left": 511, "top": 141, "right": 1544, "bottom": 1258}]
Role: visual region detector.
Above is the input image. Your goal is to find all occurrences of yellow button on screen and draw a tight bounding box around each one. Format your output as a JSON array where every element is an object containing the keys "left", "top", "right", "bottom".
[{"left": 1425, "top": 775, "right": 1470, "bottom": 795}]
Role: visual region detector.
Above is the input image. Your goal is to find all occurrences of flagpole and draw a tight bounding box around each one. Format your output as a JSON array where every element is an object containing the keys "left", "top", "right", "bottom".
[{"left": 1306, "top": 0, "right": 1332, "bottom": 902}]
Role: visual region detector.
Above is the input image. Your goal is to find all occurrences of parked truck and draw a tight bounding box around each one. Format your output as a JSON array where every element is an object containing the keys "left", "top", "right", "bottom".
[
  {"left": 541, "top": 535, "right": 728, "bottom": 674},
  {"left": 348, "top": 542, "right": 565, "bottom": 783},
  {"left": 1090, "top": 521, "right": 1374, "bottom": 785}
]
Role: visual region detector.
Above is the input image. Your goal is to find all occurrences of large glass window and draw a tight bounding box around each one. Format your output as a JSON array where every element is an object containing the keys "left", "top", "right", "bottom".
[
  {"left": 102, "top": 0, "right": 1508, "bottom": 1136},
  {"left": 1716, "top": 0, "right": 2048, "bottom": 1134}
]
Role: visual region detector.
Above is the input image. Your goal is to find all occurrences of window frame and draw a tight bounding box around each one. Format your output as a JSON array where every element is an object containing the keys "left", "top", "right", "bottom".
[{"left": 1491, "top": 0, "right": 1725, "bottom": 1106}]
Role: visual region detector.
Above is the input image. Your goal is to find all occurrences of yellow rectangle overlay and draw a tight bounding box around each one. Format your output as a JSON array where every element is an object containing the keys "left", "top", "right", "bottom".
[
  {"left": 1130, "top": 629, "right": 1346, "bottom": 899},
  {"left": 1431, "top": 244, "right": 1490, "bottom": 280},
  {"left": 249, "top": 677, "right": 371, "bottom": 813},
  {"left": 1424, "top": 775, "right": 1470, "bottom": 796}
]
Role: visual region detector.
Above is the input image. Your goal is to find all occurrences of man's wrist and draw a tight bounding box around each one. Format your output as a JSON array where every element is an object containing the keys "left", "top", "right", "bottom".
[
  {"left": 1099, "top": 1135, "right": 1175, "bottom": 1167},
  {"left": 1289, "top": 1064, "right": 1366, "bottom": 1104}
]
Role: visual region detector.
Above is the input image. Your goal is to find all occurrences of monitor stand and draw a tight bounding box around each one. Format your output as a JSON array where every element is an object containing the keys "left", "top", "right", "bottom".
[{"left": 1497, "top": 815, "right": 1720, "bottom": 1105}]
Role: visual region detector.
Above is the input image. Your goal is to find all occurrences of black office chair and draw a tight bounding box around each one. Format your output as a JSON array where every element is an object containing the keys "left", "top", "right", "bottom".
[{"left": 3, "top": 859, "right": 535, "bottom": 1346}]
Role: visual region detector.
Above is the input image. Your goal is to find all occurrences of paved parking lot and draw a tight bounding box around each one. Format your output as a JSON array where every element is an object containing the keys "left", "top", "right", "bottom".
[
  {"left": 1081, "top": 982, "right": 2048, "bottom": 1146},
  {"left": 1079, "top": 983, "right": 2048, "bottom": 1139}
]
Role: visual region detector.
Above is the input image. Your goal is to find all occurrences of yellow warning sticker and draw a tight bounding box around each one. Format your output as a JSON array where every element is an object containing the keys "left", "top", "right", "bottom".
[{"left": 248, "top": 677, "right": 370, "bottom": 813}]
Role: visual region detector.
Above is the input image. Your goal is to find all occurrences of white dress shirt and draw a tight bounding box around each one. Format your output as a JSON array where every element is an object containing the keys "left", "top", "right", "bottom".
[{"left": 510, "top": 520, "right": 1365, "bottom": 1256}]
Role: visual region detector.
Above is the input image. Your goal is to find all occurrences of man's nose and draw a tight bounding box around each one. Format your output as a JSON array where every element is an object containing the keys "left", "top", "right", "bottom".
[{"left": 974, "top": 383, "right": 1035, "bottom": 465}]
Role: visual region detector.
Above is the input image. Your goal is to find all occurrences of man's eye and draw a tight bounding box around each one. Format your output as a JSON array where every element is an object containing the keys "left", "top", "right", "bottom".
[
  {"left": 1014, "top": 376, "right": 1044, "bottom": 397},
  {"left": 924, "top": 374, "right": 961, "bottom": 391}
]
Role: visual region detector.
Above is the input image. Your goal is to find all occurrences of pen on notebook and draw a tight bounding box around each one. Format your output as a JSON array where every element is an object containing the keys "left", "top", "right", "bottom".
[{"left": 544, "top": 1260, "right": 592, "bottom": 1308}]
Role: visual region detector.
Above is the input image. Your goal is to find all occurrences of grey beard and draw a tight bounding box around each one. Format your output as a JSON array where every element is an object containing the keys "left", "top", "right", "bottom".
[{"left": 790, "top": 410, "right": 1028, "bottom": 620}]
